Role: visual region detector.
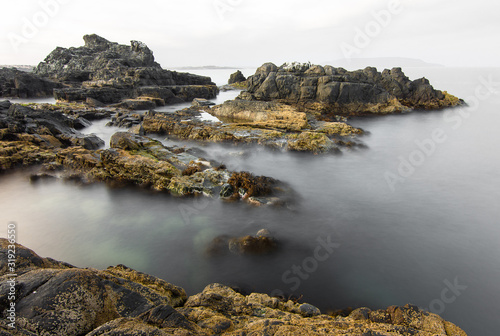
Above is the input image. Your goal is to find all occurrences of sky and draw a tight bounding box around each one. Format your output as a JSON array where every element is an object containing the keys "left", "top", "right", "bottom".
[{"left": 1, "top": 0, "right": 499, "bottom": 68}]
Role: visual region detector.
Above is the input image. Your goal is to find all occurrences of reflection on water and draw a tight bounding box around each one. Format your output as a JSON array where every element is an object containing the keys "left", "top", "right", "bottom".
[{"left": 1, "top": 68, "right": 500, "bottom": 335}]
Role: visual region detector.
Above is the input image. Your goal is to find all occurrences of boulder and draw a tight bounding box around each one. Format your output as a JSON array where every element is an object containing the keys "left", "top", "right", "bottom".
[{"left": 228, "top": 70, "right": 246, "bottom": 84}]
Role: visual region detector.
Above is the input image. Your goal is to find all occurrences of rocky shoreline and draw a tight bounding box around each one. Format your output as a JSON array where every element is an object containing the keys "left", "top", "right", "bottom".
[
  {"left": 0, "top": 239, "right": 467, "bottom": 335},
  {"left": 0, "top": 35, "right": 470, "bottom": 334}
]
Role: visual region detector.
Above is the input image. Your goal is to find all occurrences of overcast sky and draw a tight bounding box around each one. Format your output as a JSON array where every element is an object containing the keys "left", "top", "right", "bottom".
[{"left": 1, "top": 0, "right": 499, "bottom": 68}]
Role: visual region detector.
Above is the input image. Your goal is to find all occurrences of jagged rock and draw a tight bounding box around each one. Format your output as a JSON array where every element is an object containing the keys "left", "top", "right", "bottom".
[
  {"left": 228, "top": 70, "right": 246, "bottom": 84},
  {"left": 33, "top": 34, "right": 218, "bottom": 105},
  {"left": 1, "top": 103, "right": 104, "bottom": 150},
  {"left": 243, "top": 62, "right": 463, "bottom": 116},
  {"left": 0, "top": 67, "right": 62, "bottom": 98}
]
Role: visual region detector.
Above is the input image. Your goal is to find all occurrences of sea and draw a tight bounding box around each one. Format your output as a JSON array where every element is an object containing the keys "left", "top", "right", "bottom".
[{"left": 2, "top": 66, "right": 499, "bottom": 335}]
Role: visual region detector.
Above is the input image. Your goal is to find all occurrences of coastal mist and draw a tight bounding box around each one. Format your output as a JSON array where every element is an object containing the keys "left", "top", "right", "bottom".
[{"left": 1, "top": 67, "right": 499, "bottom": 335}]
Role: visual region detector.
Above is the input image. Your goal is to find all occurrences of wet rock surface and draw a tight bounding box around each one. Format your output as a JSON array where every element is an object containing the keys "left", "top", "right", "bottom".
[{"left": 0, "top": 240, "right": 468, "bottom": 335}]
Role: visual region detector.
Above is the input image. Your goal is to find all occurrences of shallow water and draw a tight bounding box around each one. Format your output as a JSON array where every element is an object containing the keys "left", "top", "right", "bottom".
[{"left": 1, "top": 67, "right": 499, "bottom": 334}]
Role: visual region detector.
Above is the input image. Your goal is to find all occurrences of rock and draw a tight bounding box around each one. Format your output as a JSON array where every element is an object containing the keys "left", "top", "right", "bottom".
[
  {"left": 228, "top": 70, "right": 246, "bottom": 84},
  {"left": 0, "top": 240, "right": 468, "bottom": 336},
  {"left": 34, "top": 34, "right": 218, "bottom": 105},
  {"left": 0, "top": 100, "right": 11, "bottom": 110},
  {"left": 207, "top": 229, "right": 278, "bottom": 256},
  {"left": 0, "top": 67, "right": 62, "bottom": 98},
  {"left": 211, "top": 100, "right": 309, "bottom": 131},
  {"left": 114, "top": 98, "right": 159, "bottom": 110},
  {"left": 192, "top": 98, "right": 216, "bottom": 107},
  {"left": 228, "top": 235, "right": 278, "bottom": 255},
  {"left": 129, "top": 124, "right": 145, "bottom": 136},
  {"left": 0, "top": 239, "right": 187, "bottom": 336},
  {"left": 85, "top": 97, "right": 106, "bottom": 107},
  {"left": 299, "top": 303, "right": 321, "bottom": 317},
  {"left": 109, "top": 132, "right": 154, "bottom": 150},
  {"left": 2, "top": 103, "right": 105, "bottom": 150},
  {"left": 243, "top": 62, "right": 464, "bottom": 116}
]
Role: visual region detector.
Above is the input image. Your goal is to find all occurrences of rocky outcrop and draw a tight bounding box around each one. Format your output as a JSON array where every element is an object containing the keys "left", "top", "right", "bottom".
[
  {"left": 242, "top": 62, "right": 463, "bottom": 116},
  {"left": 0, "top": 67, "right": 62, "bottom": 98},
  {"left": 119, "top": 105, "right": 363, "bottom": 154},
  {"left": 0, "top": 240, "right": 468, "bottom": 335},
  {"left": 0, "top": 101, "right": 295, "bottom": 205},
  {"left": 32, "top": 34, "right": 218, "bottom": 107},
  {"left": 228, "top": 70, "right": 246, "bottom": 84}
]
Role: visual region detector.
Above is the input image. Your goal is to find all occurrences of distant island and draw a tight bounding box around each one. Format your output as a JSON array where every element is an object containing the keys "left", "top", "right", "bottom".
[{"left": 328, "top": 57, "right": 445, "bottom": 70}]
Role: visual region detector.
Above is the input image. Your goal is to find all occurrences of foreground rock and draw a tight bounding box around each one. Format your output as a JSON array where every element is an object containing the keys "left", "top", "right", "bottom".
[
  {"left": 0, "top": 240, "right": 468, "bottom": 335},
  {"left": 28, "top": 34, "right": 218, "bottom": 107},
  {"left": 241, "top": 62, "right": 463, "bottom": 117},
  {"left": 0, "top": 67, "right": 62, "bottom": 98}
]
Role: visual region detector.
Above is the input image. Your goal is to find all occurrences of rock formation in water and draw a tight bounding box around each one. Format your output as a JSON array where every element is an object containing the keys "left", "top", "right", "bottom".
[
  {"left": 0, "top": 239, "right": 468, "bottom": 335},
  {"left": 1, "top": 34, "right": 218, "bottom": 106},
  {"left": 0, "top": 67, "right": 62, "bottom": 98},
  {"left": 0, "top": 100, "right": 293, "bottom": 206},
  {"left": 239, "top": 62, "right": 463, "bottom": 116},
  {"left": 228, "top": 70, "right": 247, "bottom": 84}
]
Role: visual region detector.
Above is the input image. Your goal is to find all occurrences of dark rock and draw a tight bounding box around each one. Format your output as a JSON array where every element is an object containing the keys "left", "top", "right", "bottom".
[
  {"left": 299, "top": 303, "right": 321, "bottom": 317},
  {"left": 34, "top": 34, "right": 218, "bottom": 105},
  {"left": 0, "top": 68, "right": 62, "bottom": 98},
  {"left": 85, "top": 97, "right": 105, "bottom": 107},
  {"left": 243, "top": 62, "right": 463, "bottom": 115},
  {"left": 192, "top": 98, "right": 216, "bottom": 107},
  {"left": 228, "top": 70, "right": 246, "bottom": 84},
  {"left": 0, "top": 100, "right": 11, "bottom": 110}
]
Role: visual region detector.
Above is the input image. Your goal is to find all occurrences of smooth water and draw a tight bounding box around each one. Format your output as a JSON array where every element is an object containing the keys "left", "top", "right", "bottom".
[{"left": 1, "top": 67, "right": 499, "bottom": 335}]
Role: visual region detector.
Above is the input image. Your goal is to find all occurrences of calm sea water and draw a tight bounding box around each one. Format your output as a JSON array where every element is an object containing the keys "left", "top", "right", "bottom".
[{"left": 1, "top": 67, "right": 499, "bottom": 335}]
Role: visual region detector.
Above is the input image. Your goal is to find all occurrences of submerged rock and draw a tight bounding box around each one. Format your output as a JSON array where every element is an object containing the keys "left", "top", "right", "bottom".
[
  {"left": 206, "top": 229, "right": 279, "bottom": 256},
  {"left": 0, "top": 240, "right": 468, "bottom": 336}
]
